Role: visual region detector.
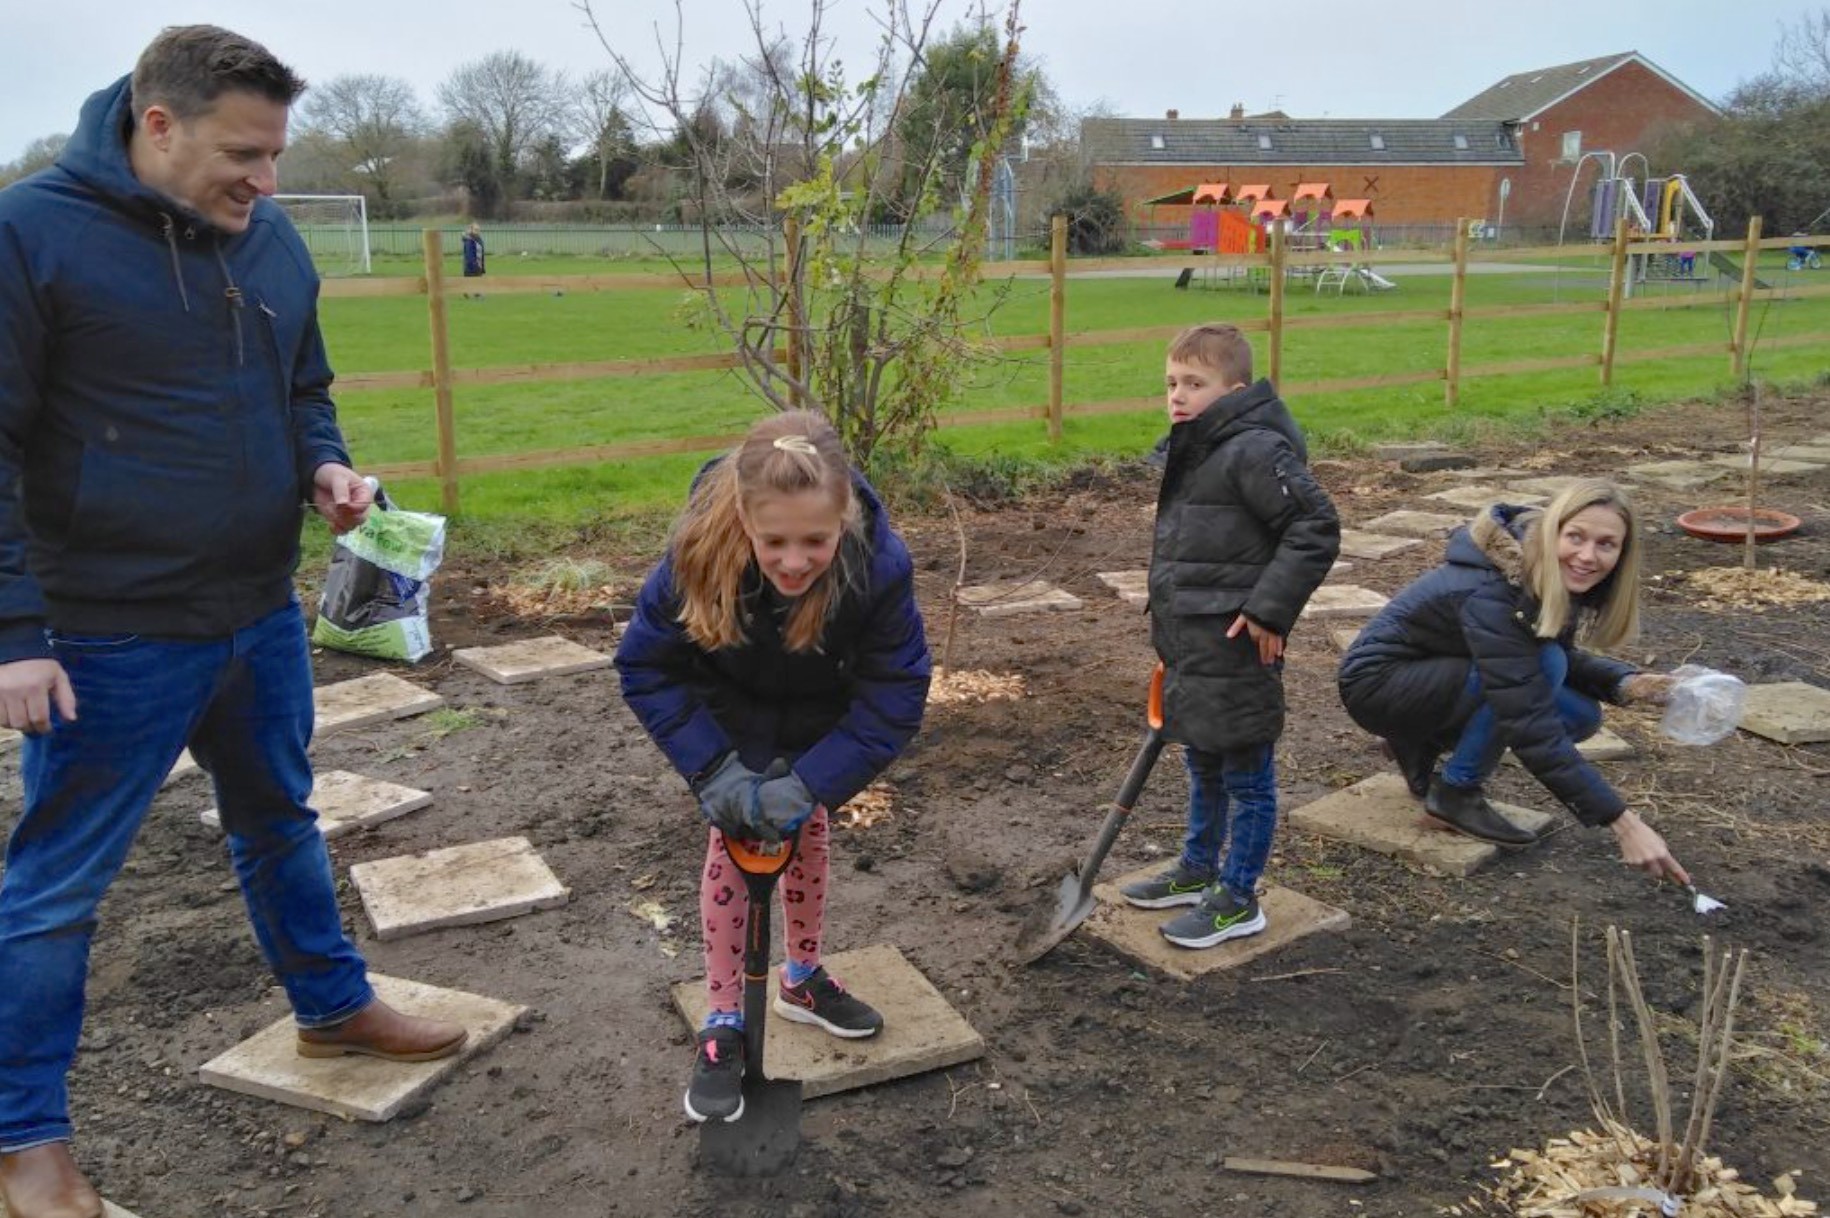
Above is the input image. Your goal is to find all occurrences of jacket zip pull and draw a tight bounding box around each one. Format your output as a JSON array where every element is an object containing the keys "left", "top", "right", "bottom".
[
  {"left": 158, "top": 213, "right": 192, "bottom": 313},
  {"left": 214, "top": 241, "right": 246, "bottom": 367},
  {"left": 257, "top": 300, "right": 278, "bottom": 319}
]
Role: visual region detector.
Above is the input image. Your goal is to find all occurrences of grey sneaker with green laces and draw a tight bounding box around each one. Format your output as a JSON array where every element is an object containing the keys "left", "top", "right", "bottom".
[
  {"left": 1118, "top": 862, "right": 1214, "bottom": 909},
  {"left": 1160, "top": 886, "right": 1267, "bottom": 949}
]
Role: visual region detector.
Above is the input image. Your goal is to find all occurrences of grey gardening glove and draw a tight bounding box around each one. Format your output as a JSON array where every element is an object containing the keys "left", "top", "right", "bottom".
[
  {"left": 692, "top": 752, "right": 761, "bottom": 837},
  {"left": 750, "top": 758, "right": 817, "bottom": 842}
]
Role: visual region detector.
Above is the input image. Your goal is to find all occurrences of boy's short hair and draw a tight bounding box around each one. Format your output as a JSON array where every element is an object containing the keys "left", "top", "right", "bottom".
[
  {"left": 132, "top": 26, "right": 306, "bottom": 123},
  {"left": 1168, "top": 323, "right": 1253, "bottom": 386}
]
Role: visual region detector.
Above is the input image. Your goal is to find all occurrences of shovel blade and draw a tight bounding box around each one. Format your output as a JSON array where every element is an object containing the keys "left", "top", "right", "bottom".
[
  {"left": 1013, "top": 870, "right": 1098, "bottom": 965},
  {"left": 700, "top": 1078, "right": 803, "bottom": 1176}
]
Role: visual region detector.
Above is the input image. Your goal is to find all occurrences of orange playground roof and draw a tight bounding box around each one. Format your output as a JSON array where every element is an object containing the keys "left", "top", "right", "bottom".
[
  {"left": 1192, "top": 183, "right": 1235, "bottom": 204},
  {"left": 1235, "top": 184, "right": 1275, "bottom": 202},
  {"left": 1292, "top": 182, "right": 1334, "bottom": 201},
  {"left": 1252, "top": 199, "right": 1290, "bottom": 218},
  {"left": 1331, "top": 198, "right": 1374, "bottom": 218}
]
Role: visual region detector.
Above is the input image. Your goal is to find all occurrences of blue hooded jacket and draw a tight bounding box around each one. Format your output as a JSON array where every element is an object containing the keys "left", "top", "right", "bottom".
[
  {"left": 0, "top": 76, "right": 351, "bottom": 662},
  {"left": 615, "top": 469, "right": 931, "bottom": 812}
]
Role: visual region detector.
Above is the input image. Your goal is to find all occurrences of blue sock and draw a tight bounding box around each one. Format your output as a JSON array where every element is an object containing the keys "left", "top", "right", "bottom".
[
  {"left": 783, "top": 960, "right": 819, "bottom": 987},
  {"left": 704, "top": 1010, "right": 743, "bottom": 1033}
]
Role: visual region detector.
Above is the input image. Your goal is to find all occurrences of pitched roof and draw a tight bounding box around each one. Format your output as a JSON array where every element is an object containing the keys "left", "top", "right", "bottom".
[
  {"left": 1081, "top": 117, "right": 1522, "bottom": 167},
  {"left": 1442, "top": 51, "right": 1720, "bottom": 121}
]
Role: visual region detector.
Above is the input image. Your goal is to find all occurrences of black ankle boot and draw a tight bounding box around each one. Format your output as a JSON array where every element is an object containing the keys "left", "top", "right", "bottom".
[
  {"left": 1380, "top": 737, "right": 1438, "bottom": 800},
  {"left": 1424, "top": 777, "right": 1538, "bottom": 846}
]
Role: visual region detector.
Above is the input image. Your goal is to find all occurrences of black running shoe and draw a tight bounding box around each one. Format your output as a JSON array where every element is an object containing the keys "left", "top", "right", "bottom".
[
  {"left": 1159, "top": 886, "right": 1268, "bottom": 949},
  {"left": 684, "top": 1026, "right": 745, "bottom": 1123},
  {"left": 773, "top": 967, "right": 883, "bottom": 1039},
  {"left": 1118, "top": 862, "right": 1215, "bottom": 909}
]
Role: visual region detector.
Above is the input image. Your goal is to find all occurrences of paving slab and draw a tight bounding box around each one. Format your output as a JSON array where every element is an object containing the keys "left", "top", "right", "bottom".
[
  {"left": 1, "top": 1202, "right": 138, "bottom": 1218},
  {"left": 1323, "top": 559, "right": 1355, "bottom": 581},
  {"left": 452, "top": 635, "right": 614, "bottom": 684},
  {"left": 1739, "top": 681, "right": 1830, "bottom": 745},
  {"left": 1288, "top": 772, "right": 1557, "bottom": 878},
  {"left": 350, "top": 836, "right": 569, "bottom": 941},
  {"left": 1444, "top": 466, "right": 1531, "bottom": 481},
  {"left": 671, "top": 944, "right": 983, "bottom": 1098},
  {"left": 0, "top": 727, "right": 17, "bottom": 755},
  {"left": 1427, "top": 485, "right": 1545, "bottom": 510},
  {"left": 1705, "top": 454, "right": 1825, "bottom": 475},
  {"left": 1769, "top": 444, "right": 1830, "bottom": 463},
  {"left": 955, "top": 579, "right": 1083, "bottom": 617},
  {"left": 1082, "top": 876, "right": 1350, "bottom": 982},
  {"left": 163, "top": 748, "right": 202, "bottom": 787},
  {"left": 197, "top": 974, "right": 523, "bottom": 1122},
  {"left": 1505, "top": 475, "right": 1590, "bottom": 498},
  {"left": 1373, "top": 441, "right": 1451, "bottom": 462},
  {"left": 1400, "top": 452, "right": 1478, "bottom": 473},
  {"left": 1330, "top": 627, "right": 1364, "bottom": 653},
  {"left": 1096, "top": 570, "right": 1149, "bottom": 607},
  {"left": 1505, "top": 726, "right": 1635, "bottom": 765},
  {"left": 315, "top": 673, "right": 443, "bottom": 735},
  {"left": 202, "top": 770, "right": 433, "bottom": 838},
  {"left": 1338, "top": 529, "right": 1424, "bottom": 560},
  {"left": 1625, "top": 460, "right": 1733, "bottom": 490},
  {"left": 1361, "top": 510, "right": 1466, "bottom": 539},
  {"left": 1300, "top": 585, "right": 1390, "bottom": 620}
]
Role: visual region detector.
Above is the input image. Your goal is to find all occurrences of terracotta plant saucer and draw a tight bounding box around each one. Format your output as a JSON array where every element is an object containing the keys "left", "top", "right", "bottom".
[{"left": 1676, "top": 506, "right": 1803, "bottom": 544}]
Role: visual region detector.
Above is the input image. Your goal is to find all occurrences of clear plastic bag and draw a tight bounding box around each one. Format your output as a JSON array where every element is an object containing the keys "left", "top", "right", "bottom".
[{"left": 1659, "top": 664, "right": 1747, "bottom": 745}]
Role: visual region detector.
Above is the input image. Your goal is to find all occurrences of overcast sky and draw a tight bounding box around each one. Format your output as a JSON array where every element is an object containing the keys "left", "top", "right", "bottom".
[{"left": 0, "top": 0, "right": 1811, "bottom": 166}]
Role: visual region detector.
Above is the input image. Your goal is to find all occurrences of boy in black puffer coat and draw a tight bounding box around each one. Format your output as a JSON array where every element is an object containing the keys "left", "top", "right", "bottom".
[{"left": 1121, "top": 324, "right": 1341, "bottom": 948}]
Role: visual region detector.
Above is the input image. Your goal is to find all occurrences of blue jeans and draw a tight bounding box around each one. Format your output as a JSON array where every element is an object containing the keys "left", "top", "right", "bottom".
[
  {"left": 1440, "top": 642, "right": 1602, "bottom": 789},
  {"left": 1179, "top": 744, "right": 1278, "bottom": 902},
  {"left": 0, "top": 602, "right": 371, "bottom": 1152}
]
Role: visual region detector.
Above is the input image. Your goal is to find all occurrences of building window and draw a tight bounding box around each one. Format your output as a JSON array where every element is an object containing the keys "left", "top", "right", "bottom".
[
  {"left": 1149, "top": 134, "right": 1165, "bottom": 150},
  {"left": 1561, "top": 130, "right": 1582, "bottom": 160},
  {"left": 1257, "top": 133, "right": 1273, "bottom": 150},
  {"left": 1453, "top": 134, "right": 1469, "bottom": 150},
  {"left": 1369, "top": 133, "right": 1385, "bottom": 150}
]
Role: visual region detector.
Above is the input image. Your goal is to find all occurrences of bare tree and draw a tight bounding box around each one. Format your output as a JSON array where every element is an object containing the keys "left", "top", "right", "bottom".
[
  {"left": 0, "top": 133, "right": 68, "bottom": 189},
  {"left": 1774, "top": 7, "right": 1830, "bottom": 94},
  {"left": 571, "top": 69, "right": 636, "bottom": 199},
  {"left": 580, "top": 0, "right": 1030, "bottom": 463},
  {"left": 296, "top": 74, "right": 426, "bottom": 209},
  {"left": 437, "top": 50, "right": 565, "bottom": 197}
]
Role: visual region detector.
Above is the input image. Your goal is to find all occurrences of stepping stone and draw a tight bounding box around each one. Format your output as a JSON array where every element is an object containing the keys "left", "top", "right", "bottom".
[
  {"left": 163, "top": 748, "right": 202, "bottom": 787},
  {"left": 1505, "top": 726, "right": 1635, "bottom": 765},
  {"left": 1082, "top": 876, "right": 1349, "bottom": 983},
  {"left": 1288, "top": 773, "right": 1557, "bottom": 878},
  {"left": 1427, "top": 485, "right": 1545, "bottom": 510},
  {"left": 1374, "top": 441, "right": 1451, "bottom": 462},
  {"left": 1301, "top": 585, "right": 1389, "bottom": 620},
  {"left": 2, "top": 1201, "right": 139, "bottom": 1218},
  {"left": 1444, "top": 467, "right": 1530, "bottom": 481},
  {"left": 452, "top": 635, "right": 614, "bottom": 684},
  {"left": 1706, "top": 454, "right": 1826, "bottom": 476},
  {"left": 671, "top": 944, "right": 983, "bottom": 1098},
  {"left": 1740, "top": 681, "right": 1830, "bottom": 745},
  {"left": 1506, "top": 475, "right": 1589, "bottom": 498},
  {"left": 1769, "top": 444, "right": 1830, "bottom": 463},
  {"left": 0, "top": 727, "right": 17, "bottom": 755},
  {"left": 202, "top": 771, "right": 433, "bottom": 839},
  {"left": 1339, "top": 530, "right": 1423, "bottom": 560},
  {"left": 1400, "top": 452, "right": 1478, "bottom": 473},
  {"left": 1625, "top": 460, "right": 1732, "bottom": 491},
  {"left": 315, "top": 673, "right": 443, "bottom": 735},
  {"left": 1361, "top": 511, "right": 1465, "bottom": 539},
  {"left": 1097, "top": 570, "right": 1149, "bottom": 607},
  {"left": 956, "top": 579, "right": 1083, "bottom": 617},
  {"left": 1323, "top": 559, "right": 1356, "bottom": 581},
  {"left": 197, "top": 973, "right": 523, "bottom": 1122},
  {"left": 1331, "top": 627, "right": 1364, "bottom": 652},
  {"left": 350, "top": 836, "right": 569, "bottom": 941}
]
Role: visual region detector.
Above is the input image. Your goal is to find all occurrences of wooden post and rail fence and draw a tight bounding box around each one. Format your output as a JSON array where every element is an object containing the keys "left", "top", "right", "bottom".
[{"left": 324, "top": 217, "right": 1830, "bottom": 514}]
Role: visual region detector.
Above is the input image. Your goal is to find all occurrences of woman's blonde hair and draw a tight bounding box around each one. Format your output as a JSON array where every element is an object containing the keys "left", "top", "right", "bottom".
[
  {"left": 669, "top": 411, "right": 861, "bottom": 652},
  {"left": 1520, "top": 478, "right": 1642, "bottom": 651}
]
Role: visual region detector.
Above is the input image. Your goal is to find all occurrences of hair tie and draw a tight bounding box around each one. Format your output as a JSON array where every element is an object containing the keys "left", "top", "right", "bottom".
[{"left": 772, "top": 435, "right": 818, "bottom": 456}]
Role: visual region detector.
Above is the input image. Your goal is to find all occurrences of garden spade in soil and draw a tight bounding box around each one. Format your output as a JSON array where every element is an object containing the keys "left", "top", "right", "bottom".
[
  {"left": 1015, "top": 665, "right": 1165, "bottom": 964},
  {"left": 701, "top": 831, "right": 802, "bottom": 1176}
]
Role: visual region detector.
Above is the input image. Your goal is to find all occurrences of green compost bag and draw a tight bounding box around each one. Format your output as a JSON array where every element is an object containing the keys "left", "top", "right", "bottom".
[{"left": 311, "top": 484, "right": 447, "bottom": 662}]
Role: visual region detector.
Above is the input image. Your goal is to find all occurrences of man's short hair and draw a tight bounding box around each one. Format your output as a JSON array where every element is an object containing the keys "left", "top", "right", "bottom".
[
  {"left": 131, "top": 25, "right": 307, "bottom": 123},
  {"left": 1167, "top": 323, "right": 1253, "bottom": 386}
]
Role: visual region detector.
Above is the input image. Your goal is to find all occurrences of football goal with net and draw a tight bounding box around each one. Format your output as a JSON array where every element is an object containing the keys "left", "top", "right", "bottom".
[{"left": 273, "top": 194, "right": 371, "bottom": 276}]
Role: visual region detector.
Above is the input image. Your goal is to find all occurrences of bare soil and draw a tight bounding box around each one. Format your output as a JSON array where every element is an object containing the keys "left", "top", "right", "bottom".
[{"left": 6, "top": 392, "right": 1829, "bottom": 1217}]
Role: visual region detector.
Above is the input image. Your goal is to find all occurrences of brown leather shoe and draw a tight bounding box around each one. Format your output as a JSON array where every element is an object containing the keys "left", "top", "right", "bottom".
[
  {"left": 296, "top": 997, "right": 468, "bottom": 1063},
  {"left": 0, "top": 1143, "right": 104, "bottom": 1218}
]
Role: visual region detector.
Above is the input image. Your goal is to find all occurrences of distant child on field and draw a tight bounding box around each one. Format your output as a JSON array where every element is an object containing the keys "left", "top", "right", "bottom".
[
  {"left": 1120, "top": 324, "right": 1341, "bottom": 948},
  {"left": 614, "top": 411, "right": 931, "bottom": 1124},
  {"left": 461, "top": 221, "right": 485, "bottom": 297}
]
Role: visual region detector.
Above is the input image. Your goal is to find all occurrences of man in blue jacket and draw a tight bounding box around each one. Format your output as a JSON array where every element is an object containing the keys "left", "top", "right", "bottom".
[{"left": 0, "top": 28, "right": 464, "bottom": 1217}]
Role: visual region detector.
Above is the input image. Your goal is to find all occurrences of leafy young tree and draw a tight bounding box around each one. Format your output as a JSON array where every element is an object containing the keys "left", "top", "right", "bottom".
[
  {"left": 296, "top": 74, "right": 426, "bottom": 211},
  {"left": 437, "top": 50, "right": 564, "bottom": 207}
]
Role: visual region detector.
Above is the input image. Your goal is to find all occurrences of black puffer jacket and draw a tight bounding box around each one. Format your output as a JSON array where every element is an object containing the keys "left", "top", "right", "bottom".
[
  {"left": 1337, "top": 504, "right": 1638, "bottom": 826},
  {"left": 1149, "top": 379, "right": 1340, "bottom": 751}
]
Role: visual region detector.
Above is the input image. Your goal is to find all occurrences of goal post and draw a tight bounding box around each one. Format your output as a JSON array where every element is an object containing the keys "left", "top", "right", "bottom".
[{"left": 272, "top": 194, "right": 371, "bottom": 276}]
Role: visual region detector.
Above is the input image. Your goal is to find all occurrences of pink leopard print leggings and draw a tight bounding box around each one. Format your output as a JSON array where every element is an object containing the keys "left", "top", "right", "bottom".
[{"left": 699, "top": 806, "right": 830, "bottom": 1015}]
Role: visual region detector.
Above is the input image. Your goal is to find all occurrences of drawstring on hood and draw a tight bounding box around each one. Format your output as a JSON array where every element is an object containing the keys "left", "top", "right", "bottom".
[{"left": 158, "top": 213, "right": 192, "bottom": 312}]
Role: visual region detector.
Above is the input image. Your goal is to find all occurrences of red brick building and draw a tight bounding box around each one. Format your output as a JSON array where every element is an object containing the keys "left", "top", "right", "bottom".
[{"left": 1083, "top": 52, "right": 1719, "bottom": 236}]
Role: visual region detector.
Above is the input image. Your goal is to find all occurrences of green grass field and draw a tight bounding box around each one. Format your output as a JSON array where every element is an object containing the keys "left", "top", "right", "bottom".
[{"left": 320, "top": 255, "right": 1830, "bottom": 548}]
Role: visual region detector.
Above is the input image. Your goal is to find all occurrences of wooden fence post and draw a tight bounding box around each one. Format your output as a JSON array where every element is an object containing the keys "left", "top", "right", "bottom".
[
  {"left": 1048, "top": 214, "right": 1066, "bottom": 443},
  {"left": 1268, "top": 221, "right": 1286, "bottom": 387},
  {"left": 1446, "top": 218, "right": 1470, "bottom": 407},
  {"left": 784, "top": 214, "right": 805, "bottom": 408},
  {"left": 422, "top": 228, "right": 459, "bottom": 515},
  {"left": 1601, "top": 217, "right": 1631, "bottom": 386},
  {"left": 1731, "top": 214, "right": 1764, "bottom": 380}
]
